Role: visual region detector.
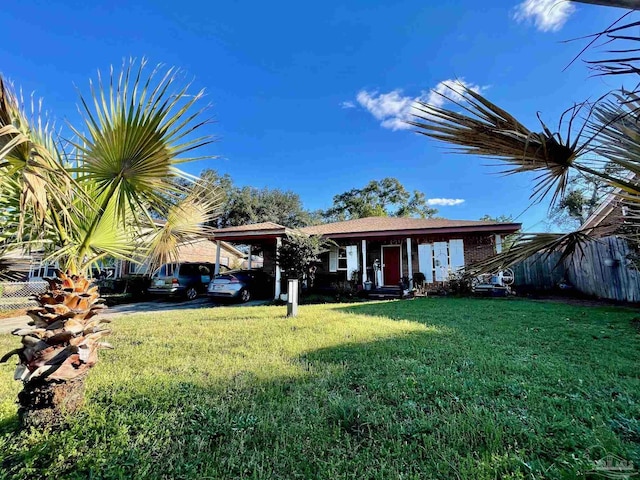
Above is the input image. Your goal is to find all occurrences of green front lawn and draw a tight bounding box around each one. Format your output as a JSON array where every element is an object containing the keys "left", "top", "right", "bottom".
[{"left": 0, "top": 298, "right": 638, "bottom": 479}]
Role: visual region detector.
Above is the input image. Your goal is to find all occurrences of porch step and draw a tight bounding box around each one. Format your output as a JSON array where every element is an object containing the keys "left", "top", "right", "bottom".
[{"left": 367, "top": 286, "right": 402, "bottom": 300}]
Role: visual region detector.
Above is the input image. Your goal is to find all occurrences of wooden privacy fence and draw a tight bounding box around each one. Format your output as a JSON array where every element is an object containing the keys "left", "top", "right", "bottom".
[{"left": 512, "top": 236, "right": 640, "bottom": 303}]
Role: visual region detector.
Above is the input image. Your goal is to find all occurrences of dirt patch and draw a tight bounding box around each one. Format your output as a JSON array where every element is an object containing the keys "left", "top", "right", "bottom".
[{"left": 0, "top": 308, "right": 27, "bottom": 320}]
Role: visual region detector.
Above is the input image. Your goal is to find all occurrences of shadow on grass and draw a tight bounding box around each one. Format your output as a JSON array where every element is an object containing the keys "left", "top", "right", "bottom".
[
  {"left": 0, "top": 413, "right": 18, "bottom": 436},
  {"left": 2, "top": 322, "right": 636, "bottom": 480}
]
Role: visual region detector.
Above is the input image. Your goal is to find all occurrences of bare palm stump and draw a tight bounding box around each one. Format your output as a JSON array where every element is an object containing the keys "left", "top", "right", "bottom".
[
  {"left": 1, "top": 271, "right": 111, "bottom": 429},
  {"left": 18, "top": 375, "right": 88, "bottom": 428}
]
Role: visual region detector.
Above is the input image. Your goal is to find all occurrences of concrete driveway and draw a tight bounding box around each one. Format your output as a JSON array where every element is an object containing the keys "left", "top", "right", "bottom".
[{"left": 0, "top": 297, "right": 271, "bottom": 334}]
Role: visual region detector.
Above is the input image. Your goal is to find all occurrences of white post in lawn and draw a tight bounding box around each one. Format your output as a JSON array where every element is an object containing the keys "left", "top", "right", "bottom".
[
  {"left": 274, "top": 237, "right": 282, "bottom": 300},
  {"left": 248, "top": 244, "right": 252, "bottom": 270},
  {"left": 361, "top": 239, "right": 367, "bottom": 286},
  {"left": 214, "top": 240, "right": 221, "bottom": 275},
  {"left": 406, "top": 238, "right": 413, "bottom": 289},
  {"left": 287, "top": 279, "right": 299, "bottom": 317}
]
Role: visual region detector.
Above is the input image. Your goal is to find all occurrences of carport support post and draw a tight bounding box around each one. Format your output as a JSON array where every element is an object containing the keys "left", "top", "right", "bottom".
[
  {"left": 274, "top": 237, "right": 282, "bottom": 300},
  {"left": 248, "top": 245, "right": 252, "bottom": 270},
  {"left": 214, "top": 241, "right": 221, "bottom": 275},
  {"left": 406, "top": 238, "right": 413, "bottom": 289},
  {"left": 361, "top": 239, "right": 367, "bottom": 286},
  {"left": 287, "top": 279, "right": 298, "bottom": 317}
]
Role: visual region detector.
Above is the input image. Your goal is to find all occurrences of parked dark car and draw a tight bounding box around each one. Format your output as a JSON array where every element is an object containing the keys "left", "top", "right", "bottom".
[
  {"left": 207, "top": 269, "right": 274, "bottom": 303},
  {"left": 148, "top": 262, "right": 229, "bottom": 300}
]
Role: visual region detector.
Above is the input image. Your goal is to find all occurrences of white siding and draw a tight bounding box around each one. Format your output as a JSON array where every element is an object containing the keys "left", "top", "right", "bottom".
[
  {"left": 449, "top": 239, "right": 465, "bottom": 273},
  {"left": 346, "top": 245, "right": 359, "bottom": 280},
  {"left": 418, "top": 244, "right": 433, "bottom": 283},
  {"left": 329, "top": 246, "right": 338, "bottom": 272}
]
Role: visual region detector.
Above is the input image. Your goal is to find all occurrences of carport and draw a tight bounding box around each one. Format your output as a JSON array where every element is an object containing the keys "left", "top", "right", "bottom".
[{"left": 210, "top": 222, "right": 292, "bottom": 300}]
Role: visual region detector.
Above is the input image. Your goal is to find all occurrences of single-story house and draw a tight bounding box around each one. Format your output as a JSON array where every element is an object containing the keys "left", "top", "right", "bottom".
[{"left": 211, "top": 216, "right": 521, "bottom": 299}]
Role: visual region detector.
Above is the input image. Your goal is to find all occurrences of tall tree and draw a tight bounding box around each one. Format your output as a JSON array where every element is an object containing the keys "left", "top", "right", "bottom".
[
  {"left": 479, "top": 214, "right": 514, "bottom": 223},
  {"left": 221, "top": 186, "right": 313, "bottom": 228},
  {"left": 323, "top": 177, "right": 438, "bottom": 221}
]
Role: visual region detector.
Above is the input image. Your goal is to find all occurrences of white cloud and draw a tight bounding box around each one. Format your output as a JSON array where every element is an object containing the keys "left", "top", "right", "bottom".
[
  {"left": 426, "top": 198, "right": 465, "bottom": 206},
  {"left": 513, "top": 0, "right": 575, "bottom": 32},
  {"left": 341, "top": 101, "right": 356, "bottom": 109},
  {"left": 425, "top": 79, "right": 481, "bottom": 109},
  {"left": 355, "top": 79, "right": 482, "bottom": 131},
  {"left": 355, "top": 90, "right": 415, "bottom": 130}
]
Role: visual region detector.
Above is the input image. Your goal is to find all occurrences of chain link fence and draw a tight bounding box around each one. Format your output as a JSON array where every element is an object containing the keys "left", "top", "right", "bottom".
[{"left": 0, "top": 281, "right": 47, "bottom": 311}]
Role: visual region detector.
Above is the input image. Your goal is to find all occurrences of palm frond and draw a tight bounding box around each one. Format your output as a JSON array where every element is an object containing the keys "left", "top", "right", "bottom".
[
  {"left": 0, "top": 77, "right": 76, "bottom": 237},
  {"left": 69, "top": 59, "right": 215, "bottom": 230},
  {"left": 145, "top": 180, "right": 222, "bottom": 273},
  {"left": 408, "top": 85, "right": 592, "bottom": 205},
  {"left": 590, "top": 90, "right": 640, "bottom": 197},
  {"left": 42, "top": 193, "right": 138, "bottom": 274},
  {"left": 465, "top": 230, "right": 596, "bottom": 276}
]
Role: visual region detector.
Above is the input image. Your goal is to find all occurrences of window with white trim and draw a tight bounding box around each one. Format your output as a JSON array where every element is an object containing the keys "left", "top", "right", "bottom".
[
  {"left": 30, "top": 261, "right": 58, "bottom": 279},
  {"left": 337, "top": 247, "right": 348, "bottom": 271}
]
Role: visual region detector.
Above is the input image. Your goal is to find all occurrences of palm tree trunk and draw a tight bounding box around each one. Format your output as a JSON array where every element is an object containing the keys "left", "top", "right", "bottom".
[{"left": 18, "top": 375, "right": 88, "bottom": 428}]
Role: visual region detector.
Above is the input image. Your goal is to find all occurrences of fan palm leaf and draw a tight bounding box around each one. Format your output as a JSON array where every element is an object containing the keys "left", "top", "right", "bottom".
[
  {"left": 145, "top": 179, "right": 222, "bottom": 272},
  {"left": 57, "top": 59, "right": 216, "bottom": 271},
  {"left": 590, "top": 91, "right": 640, "bottom": 196},
  {"left": 0, "top": 78, "right": 77, "bottom": 240},
  {"left": 408, "top": 85, "right": 593, "bottom": 205},
  {"left": 69, "top": 60, "right": 213, "bottom": 222}
]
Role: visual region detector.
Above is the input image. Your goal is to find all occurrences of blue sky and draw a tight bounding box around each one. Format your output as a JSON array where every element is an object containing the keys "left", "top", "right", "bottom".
[{"left": 0, "top": 0, "right": 626, "bottom": 230}]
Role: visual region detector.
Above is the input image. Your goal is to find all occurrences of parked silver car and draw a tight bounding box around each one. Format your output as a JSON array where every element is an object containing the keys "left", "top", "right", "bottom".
[
  {"left": 148, "top": 262, "right": 229, "bottom": 300},
  {"left": 207, "top": 269, "right": 274, "bottom": 303}
]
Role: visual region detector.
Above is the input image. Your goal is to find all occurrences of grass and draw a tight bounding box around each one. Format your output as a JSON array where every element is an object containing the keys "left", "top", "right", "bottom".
[{"left": 0, "top": 297, "right": 638, "bottom": 479}]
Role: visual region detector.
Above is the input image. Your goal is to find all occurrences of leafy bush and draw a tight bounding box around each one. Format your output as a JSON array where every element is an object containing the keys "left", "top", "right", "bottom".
[
  {"left": 442, "top": 270, "right": 473, "bottom": 296},
  {"left": 277, "top": 233, "right": 334, "bottom": 283}
]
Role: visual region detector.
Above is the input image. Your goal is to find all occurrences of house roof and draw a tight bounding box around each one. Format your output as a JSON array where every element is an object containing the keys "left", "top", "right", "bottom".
[
  {"left": 581, "top": 172, "right": 637, "bottom": 233},
  {"left": 211, "top": 217, "right": 521, "bottom": 243},
  {"left": 214, "top": 222, "right": 287, "bottom": 233},
  {"left": 581, "top": 189, "right": 621, "bottom": 232},
  {"left": 300, "top": 216, "right": 521, "bottom": 239}
]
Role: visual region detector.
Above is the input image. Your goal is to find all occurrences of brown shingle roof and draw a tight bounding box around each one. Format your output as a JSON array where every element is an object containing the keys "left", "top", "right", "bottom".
[
  {"left": 301, "top": 216, "right": 521, "bottom": 237},
  {"left": 213, "top": 222, "right": 287, "bottom": 233}
]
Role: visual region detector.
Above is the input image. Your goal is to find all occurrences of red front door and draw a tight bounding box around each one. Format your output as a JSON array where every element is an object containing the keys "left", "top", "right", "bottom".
[{"left": 383, "top": 246, "right": 401, "bottom": 285}]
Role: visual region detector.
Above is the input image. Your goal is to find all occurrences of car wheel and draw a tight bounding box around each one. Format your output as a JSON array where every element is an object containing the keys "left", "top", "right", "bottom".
[
  {"left": 186, "top": 287, "right": 198, "bottom": 301},
  {"left": 239, "top": 288, "right": 251, "bottom": 303}
]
